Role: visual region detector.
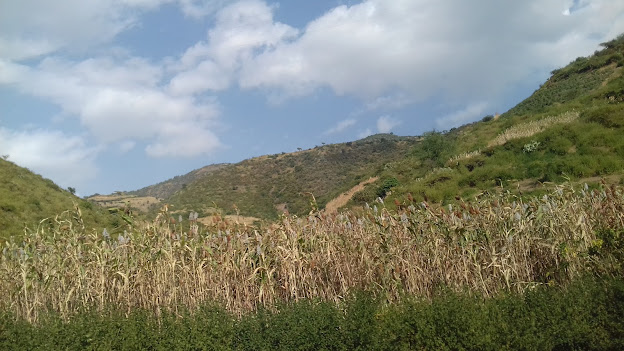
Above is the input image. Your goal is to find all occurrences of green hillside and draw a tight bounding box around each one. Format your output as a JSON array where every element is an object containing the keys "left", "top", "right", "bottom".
[
  {"left": 0, "top": 159, "right": 120, "bottom": 240},
  {"left": 353, "top": 34, "right": 624, "bottom": 210},
  {"left": 165, "top": 134, "right": 419, "bottom": 218},
  {"left": 130, "top": 163, "right": 229, "bottom": 200},
  {"left": 102, "top": 35, "right": 624, "bottom": 221}
]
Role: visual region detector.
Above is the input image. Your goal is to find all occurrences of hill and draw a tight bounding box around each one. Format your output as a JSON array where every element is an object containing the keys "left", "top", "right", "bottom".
[
  {"left": 92, "top": 34, "right": 624, "bottom": 221},
  {"left": 357, "top": 34, "right": 624, "bottom": 210},
  {"left": 164, "top": 134, "right": 419, "bottom": 219},
  {"left": 0, "top": 158, "right": 120, "bottom": 240},
  {"left": 130, "top": 163, "right": 229, "bottom": 199},
  {"left": 86, "top": 163, "right": 229, "bottom": 215}
]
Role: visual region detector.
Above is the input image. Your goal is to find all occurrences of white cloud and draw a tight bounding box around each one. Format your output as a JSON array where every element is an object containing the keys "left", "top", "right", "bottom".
[
  {"left": 377, "top": 115, "right": 400, "bottom": 133},
  {"left": 118, "top": 140, "right": 136, "bottom": 153},
  {"left": 238, "top": 0, "right": 624, "bottom": 104},
  {"left": 177, "top": 0, "right": 231, "bottom": 18},
  {"left": 364, "top": 93, "right": 415, "bottom": 112},
  {"left": 358, "top": 128, "right": 373, "bottom": 139},
  {"left": 435, "top": 102, "right": 489, "bottom": 129},
  {"left": 323, "top": 118, "right": 357, "bottom": 135},
  {"left": 0, "top": 0, "right": 230, "bottom": 60},
  {"left": 169, "top": 60, "right": 230, "bottom": 95},
  {"left": 0, "top": 128, "right": 99, "bottom": 190},
  {"left": 145, "top": 121, "right": 221, "bottom": 157},
  {"left": 168, "top": 0, "right": 298, "bottom": 95},
  {"left": 3, "top": 56, "right": 222, "bottom": 157},
  {"left": 0, "top": 0, "right": 135, "bottom": 60}
]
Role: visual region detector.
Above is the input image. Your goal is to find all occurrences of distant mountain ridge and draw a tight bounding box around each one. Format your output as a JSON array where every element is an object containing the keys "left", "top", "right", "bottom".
[
  {"left": 163, "top": 134, "right": 419, "bottom": 218},
  {"left": 129, "top": 163, "right": 229, "bottom": 200}
]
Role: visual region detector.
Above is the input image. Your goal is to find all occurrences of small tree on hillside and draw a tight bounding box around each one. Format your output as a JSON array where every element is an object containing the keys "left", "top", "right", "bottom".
[
  {"left": 419, "top": 131, "right": 454, "bottom": 166},
  {"left": 68, "top": 187, "right": 76, "bottom": 195}
]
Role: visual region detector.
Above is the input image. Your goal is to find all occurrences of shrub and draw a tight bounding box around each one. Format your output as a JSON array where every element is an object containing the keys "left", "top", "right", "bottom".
[
  {"left": 376, "top": 177, "right": 399, "bottom": 198},
  {"left": 417, "top": 131, "right": 455, "bottom": 166},
  {"left": 523, "top": 140, "right": 541, "bottom": 153},
  {"left": 583, "top": 105, "right": 624, "bottom": 128}
]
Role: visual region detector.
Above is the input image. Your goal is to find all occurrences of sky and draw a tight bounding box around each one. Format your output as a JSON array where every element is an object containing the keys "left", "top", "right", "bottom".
[{"left": 1, "top": 0, "right": 623, "bottom": 196}]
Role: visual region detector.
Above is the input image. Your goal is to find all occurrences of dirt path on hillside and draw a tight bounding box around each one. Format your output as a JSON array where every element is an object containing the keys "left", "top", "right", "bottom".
[{"left": 324, "top": 177, "right": 379, "bottom": 214}]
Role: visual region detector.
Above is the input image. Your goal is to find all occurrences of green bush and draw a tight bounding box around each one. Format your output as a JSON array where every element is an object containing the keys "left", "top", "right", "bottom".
[
  {"left": 376, "top": 177, "right": 400, "bottom": 198},
  {"left": 353, "top": 186, "right": 379, "bottom": 204},
  {"left": 416, "top": 131, "right": 456, "bottom": 167},
  {"left": 2, "top": 277, "right": 624, "bottom": 350},
  {"left": 545, "top": 135, "right": 574, "bottom": 156},
  {"left": 583, "top": 105, "right": 624, "bottom": 128}
]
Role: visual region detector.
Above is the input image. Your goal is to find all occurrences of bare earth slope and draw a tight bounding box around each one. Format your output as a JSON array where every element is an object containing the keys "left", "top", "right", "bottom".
[{"left": 324, "top": 177, "right": 378, "bottom": 214}]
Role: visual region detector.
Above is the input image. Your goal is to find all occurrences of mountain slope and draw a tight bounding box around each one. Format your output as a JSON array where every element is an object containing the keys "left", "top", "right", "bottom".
[
  {"left": 360, "top": 34, "right": 624, "bottom": 210},
  {"left": 164, "top": 135, "right": 419, "bottom": 218},
  {"left": 130, "top": 163, "right": 229, "bottom": 200},
  {"left": 104, "top": 34, "right": 624, "bottom": 220},
  {"left": 0, "top": 159, "right": 118, "bottom": 240}
]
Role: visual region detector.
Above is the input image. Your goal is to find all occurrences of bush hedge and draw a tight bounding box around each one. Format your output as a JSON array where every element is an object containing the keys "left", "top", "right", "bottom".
[{"left": 1, "top": 276, "right": 623, "bottom": 350}]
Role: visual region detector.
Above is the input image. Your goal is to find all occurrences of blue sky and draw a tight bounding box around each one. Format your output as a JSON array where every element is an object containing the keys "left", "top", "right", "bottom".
[{"left": 1, "top": 0, "right": 623, "bottom": 196}]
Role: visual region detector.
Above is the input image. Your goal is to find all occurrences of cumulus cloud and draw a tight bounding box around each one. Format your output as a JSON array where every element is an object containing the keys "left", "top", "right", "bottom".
[
  {"left": 323, "top": 118, "right": 357, "bottom": 135},
  {"left": 0, "top": 0, "right": 230, "bottom": 60},
  {"left": 1, "top": 0, "right": 135, "bottom": 60},
  {"left": 377, "top": 115, "right": 400, "bottom": 133},
  {"left": 363, "top": 93, "right": 415, "bottom": 112},
  {"left": 145, "top": 121, "right": 221, "bottom": 157},
  {"left": 2, "top": 56, "right": 222, "bottom": 157},
  {"left": 358, "top": 128, "right": 373, "bottom": 139},
  {"left": 118, "top": 140, "right": 137, "bottom": 153},
  {"left": 0, "top": 128, "right": 99, "bottom": 190},
  {"left": 177, "top": 0, "right": 231, "bottom": 18},
  {"left": 238, "top": 0, "right": 624, "bottom": 105},
  {"left": 168, "top": 0, "right": 298, "bottom": 95}
]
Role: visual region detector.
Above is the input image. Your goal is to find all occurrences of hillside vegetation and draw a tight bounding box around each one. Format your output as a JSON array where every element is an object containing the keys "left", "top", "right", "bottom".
[
  {"left": 105, "top": 36, "right": 624, "bottom": 222},
  {"left": 354, "top": 34, "right": 624, "bottom": 211},
  {"left": 3, "top": 182, "right": 623, "bottom": 323},
  {"left": 0, "top": 159, "right": 118, "bottom": 241},
  {"left": 130, "top": 163, "right": 229, "bottom": 200},
  {"left": 164, "top": 134, "right": 419, "bottom": 219}
]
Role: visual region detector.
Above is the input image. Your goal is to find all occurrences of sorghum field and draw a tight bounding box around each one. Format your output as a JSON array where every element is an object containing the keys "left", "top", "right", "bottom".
[
  {"left": 2, "top": 182, "right": 623, "bottom": 321},
  {"left": 1, "top": 183, "right": 624, "bottom": 349}
]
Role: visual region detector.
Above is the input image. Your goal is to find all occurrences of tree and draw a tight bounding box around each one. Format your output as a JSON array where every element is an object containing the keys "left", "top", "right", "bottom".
[
  {"left": 419, "top": 131, "right": 454, "bottom": 166},
  {"left": 68, "top": 187, "right": 76, "bottom": 195}
]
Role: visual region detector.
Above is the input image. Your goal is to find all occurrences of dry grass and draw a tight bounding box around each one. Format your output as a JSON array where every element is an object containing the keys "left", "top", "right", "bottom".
[
  {"left": 88, "top": 194, "right": 161, "bottom": 213},
  {"left": 324, "top": 177, "right": 379, "bottom": 214},
  {"left": 488, "top": 111, "right": 579, "bottom": 147},
  {"left": 1, "top": 183, "right": 623, "bottom": 323},
  {"left": 447, "top": 150, "right": 482, "bottom": 165}
]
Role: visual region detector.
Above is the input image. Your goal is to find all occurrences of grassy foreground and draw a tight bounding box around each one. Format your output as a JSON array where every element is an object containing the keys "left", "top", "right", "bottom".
[
  {"left": 1, "top": 183, "right": 623, "bottom": 348},
  {"left": 1, "top": 277, "right": 623, "bottom": 350},
  {"left": 1, "top": 183, "right": 623, "bottom": 320}
]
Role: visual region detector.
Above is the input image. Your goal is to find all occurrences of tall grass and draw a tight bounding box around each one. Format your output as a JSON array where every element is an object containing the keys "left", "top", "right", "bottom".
[
  {"left": 447, "top": 150, "right": 482, "bottom": 165},
  {"left": 489, "top": 111, "right": 579, "bottom": 147},
  {"left": 1, "top": 183, "right": 623, "bottom": 323}
]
